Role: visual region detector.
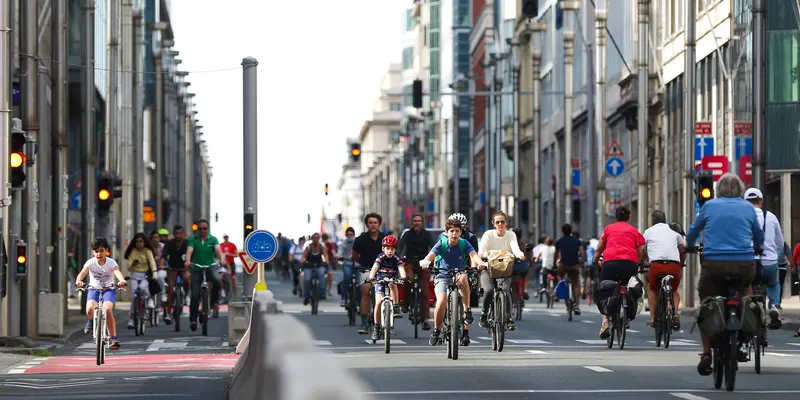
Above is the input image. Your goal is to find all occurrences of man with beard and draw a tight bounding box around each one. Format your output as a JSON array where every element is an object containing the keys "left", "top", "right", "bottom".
[
  {"left": 352, "top": 213, "right": 386, "bottom": 334},
  {"left": 399, "top": 214, "right": 434, "bottom": 330}
]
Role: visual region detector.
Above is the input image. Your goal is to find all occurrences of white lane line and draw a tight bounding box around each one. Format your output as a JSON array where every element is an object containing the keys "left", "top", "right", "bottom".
[
  {"left": 525, "top": 350, "right": 548, "bottom": 355},
  {"left": 469, "top": 339, "right": 481, "bottom": 344},
  {"left": 626, "top": 329, "right": 640, "bottom": 333},
  {"left": 583, "top": 366, "right": 613, "bottom": 373},
  {"left": 222, "top": 341, "right": 229, "bottom": 347},
  {"left": 582, "top": 320, "right": 594, "bottom": 324},
  {"left": 7, "top": 369, "right": 27, "bottom": 374},
  {"left": 365, "top": 339, "right": 407, "bottom": 345},
  {"left": 360, "top": 389, "right": 800, "bottom": 395},
  {"left": 507, "top": 340, "right": 552, "bottom": 344},
  {"left": 145, "top": 339, "right": 187, "bottom": 352},
  {"left": 479, "top": 336, "right": 492, "bottom": 341},
  {"left": 789, "top": 343, "right": 800, "bottom": 347},
  {"left": 313, "top": 340, "right": 333, "bottom": 346},
  {"left": 576, "top": 340, "right": 608, "bottom": 345},
  {"left": 765, "top": 352, "right": 792, "bottom": 357},
  {"left": 647, "top": 340, "right": 698, "bottom": 346},
  {"left": 670, "top": 393, "right": 709, "bottom": 400}
]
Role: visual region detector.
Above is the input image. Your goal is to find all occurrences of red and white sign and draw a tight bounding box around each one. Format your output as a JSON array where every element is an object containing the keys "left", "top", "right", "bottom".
[
  {"left": 739, "top": 155, "right": 753, "bottom": 185},
  {"left": 571, "top": 158, "right": 581, "bottom": 169},
  {"left": 695, "top": 121, "right": 712, "bottom": 135},
  {"left": 701, "top": 155, "right": 729, "bottom": 181},
  {"left": 605, "top": 140, "right": 624, "bottom": 157},
  {"left": 734, "top": 121, "right": 752, "bottom": 136},
  {"left": 238, "top": 251, "right": 258, "bottom": 275}
]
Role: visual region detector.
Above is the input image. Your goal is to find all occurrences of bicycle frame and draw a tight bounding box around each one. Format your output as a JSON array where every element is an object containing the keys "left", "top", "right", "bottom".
[
  {"left": 193, "top": 264, "right": 216, "bottom": 336},
  {"left": 370, "top": 276, "right": 402, "bottom": 353},
  {"left": 76, "top": 286, "right": 123, "bottom": 366},
  {"left": 431, "top": 266, "right": 469, "bottom": 361},
  {"left": 304, "top": 262, "right": 324, "bottom": 315}
]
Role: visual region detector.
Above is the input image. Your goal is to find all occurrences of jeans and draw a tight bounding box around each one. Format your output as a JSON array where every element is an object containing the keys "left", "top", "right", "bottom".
[
  {"left": 761, "top": 262, "right": 781, "bottom": 308},
  {"left": 303, "top": 266, "right": 326, "bottom": 300},
  {"left": 128, "top": 272, "right": 151, "bottom": 318},
  {"left": 341, "top": 263, "right": 361, "bottom": 303},
  {"left": 532, "top": 263, "right": 542, "bottom": 291},
  {"left": 189, "top": 267, "right": 222, "bottom": 323}
]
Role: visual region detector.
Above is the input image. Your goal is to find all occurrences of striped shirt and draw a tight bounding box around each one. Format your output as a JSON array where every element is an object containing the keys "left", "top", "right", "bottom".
[{"left": 643, "top": 223, "right": 684, "bottom": 263}]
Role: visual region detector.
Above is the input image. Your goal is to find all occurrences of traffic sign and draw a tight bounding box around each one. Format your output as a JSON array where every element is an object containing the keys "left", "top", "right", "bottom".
[
  {"left": 695, "top": 121, "right": 712, "bottom": 135},
  {"left": 605, "top": 157, "right": 625, "bottom": 177},
  {"left": 695, "top": 200, "right": 701, "bottom": 215},
  {"left": 695, "top": 137, "right": 714, "bottom": 161},
  {"left": 734, "top": 121, "right": 752, "bottom": 136},
  {"left": 701, "top": 155, "right": 729, "bottom": 181},
  {"left": 605, "top": 140, "right": 624, "bottom": 157},
  {"left": 735, "top": 136, "right": 752, "bottom": 160},
  {"left": 70, "top": 191, "right": 81, "bottom": 210},
  {"left": 244, "top": 229, "right": 278, "bottom": 263},
  {"left": 571, "top": 168, "right": 580, "bottom": 198},
  {"left": 238, "top": 251, "right": 258, "bottom": 275},
  {"left": 739, "top": 155, "right": 753, "bottom": 186}
]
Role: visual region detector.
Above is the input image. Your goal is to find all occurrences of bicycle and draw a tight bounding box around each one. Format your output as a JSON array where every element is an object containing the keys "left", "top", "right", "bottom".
[
  {"left": 130, "top": 276, "right": 150, "bottom": 337},
  {"left": 582, "top": 265, "right": 598, "bottom": 305},
  {"left": 605, "top": 276, "right": 631, "bottom": 350},
  {"left": 192, "top": 263, "right": 217, "bottom": 336},
  {"left": 169, "top": 269, "right": 187, "bottom": 332},
  {"left": 653, "top": 272, "right": 676, "bottom": 348},
  {"left": 562, "top": 270, "right": 575, "bottom": 322},
  {"left": 510, "top": 275, "right": 525, "bottom": 321},
  {"left": 405, "top": 259, "right": 426, "bottom": 339},
  {"left": 481, "top": 256, "right": 521, "bottom": 352},
  {"left": 428, "top": 264, "right": 471, "bottom": 361},
  {"left": 337, "top": 257, "right": 367, "bottom": 327},
  {"left": 749, "top": 278, "right": 768, "bottom": 374},
  {"left": 365, "top": 276, "right": 405, "bottom": 354},
  {"left": 304, "top": 261, "right": 325, "bottom": 315},
  {"left": 76, "top": 285, "right": 126, "bottom": 366},
  {"left": 540, "top": 268, "right": 556, "bottom": 308}
]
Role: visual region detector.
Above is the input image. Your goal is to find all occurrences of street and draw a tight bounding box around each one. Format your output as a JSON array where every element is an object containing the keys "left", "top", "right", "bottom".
[
  {"left": 280, "top": 271, "right": 800, "bottom": 400},
  {"left": 0, "top": 300, "right": 236, "bottom": 399}
]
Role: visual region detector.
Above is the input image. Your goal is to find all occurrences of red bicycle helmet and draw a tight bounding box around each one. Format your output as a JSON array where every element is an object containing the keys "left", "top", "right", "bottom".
[{"left": 382, "top": 235, "right": 398, "bottom": 247}]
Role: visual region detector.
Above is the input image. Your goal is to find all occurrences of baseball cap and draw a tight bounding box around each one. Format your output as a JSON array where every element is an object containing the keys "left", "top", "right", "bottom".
[{"left": 744, "top": 188, "right": 763, "bottom": 200}]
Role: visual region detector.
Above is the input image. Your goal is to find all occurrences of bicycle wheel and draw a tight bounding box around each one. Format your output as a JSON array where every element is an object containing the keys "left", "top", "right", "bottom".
[
  {"left": 173, "top": 287, "right": 182, "bottom": 332},
  {"left": 607, "top": 313, "right": 615, "bottom": 348},
  {"left": 713, "top": 348, "right": 723, "bottom": 389},
  {"left": 754, "top": 336, "right": 762, "bottom": 374},
  {"left": 496, "top": 292, "right": 506, "bottom": 352},
  {"left": 412, "top": 289, "right": 420, "bottom": 339},
  {"left": 654, "top": 291, "right": 664, "bottom": 348},
  {"left": 95, "top": 310, "right": 103, "bottom": 366},
  {"left": 383, "top": 300, "right": 392, "bottom": 354},
  {"left": 450, "top": 292, "right": 461, "bottom": 360},
  {"left": 618, "top": 303, "right": 628, "bottom": 350},
  {"left": 347, "top": 280, "right": 357, "bottom": 326},
  {"left": 138, "top": 297, "right": 147, "bottom": 336},
  {"left": 546, "top": 280, "right": 554, "bottom": 309},
  {"left": 201, "top": 287, "right": 209, "bottom": 336},
  {"left": 725, "top": 331, "right": 738, "bottom": 391},
  {"left": 490, "top": 302, "right": 498, "bottom": 351},
  {"left": 311, "top": 279, "right": 319, "bottom": 316},
  {"left": 663, "top": 291, "right": 673, "bottom": 349}
]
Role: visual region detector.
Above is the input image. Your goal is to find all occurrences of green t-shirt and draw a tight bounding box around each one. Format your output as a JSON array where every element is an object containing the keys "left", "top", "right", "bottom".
[{"left": 188, "top": 234, "right": 220, "bottom": 270}]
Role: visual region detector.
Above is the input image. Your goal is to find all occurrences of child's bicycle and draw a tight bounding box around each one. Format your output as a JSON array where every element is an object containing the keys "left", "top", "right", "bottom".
[{"left": 76, "top": 284, "right": 127, "bottom": 365}]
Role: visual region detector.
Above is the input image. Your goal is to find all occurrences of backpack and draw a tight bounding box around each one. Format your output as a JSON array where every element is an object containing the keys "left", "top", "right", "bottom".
[{"left": 434, "top": 236, "right": 468, "bottom": 265}]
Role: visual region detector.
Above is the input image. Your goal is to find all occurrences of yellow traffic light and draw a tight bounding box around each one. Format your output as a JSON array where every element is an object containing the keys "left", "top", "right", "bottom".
[
  {"left": 10, "top": 152, "right": 25, "bottom": 168},
  {"left": 192, "top": 223, "right": 198, "bottom": 231},
  {"left": 17, "top": 255, "right": 26, "bottom": 264},
  {"left": 98, "top": 189, "right": 111, "bottom": 201},
  {"left": 245, "top": 224, "right": 253, "bottom": 230},
  {"left": 351, "top": 148, "right": 361, "bottom": 157},
  {"left": 700, "top": 187, "right": 712, "bottom": 199}
]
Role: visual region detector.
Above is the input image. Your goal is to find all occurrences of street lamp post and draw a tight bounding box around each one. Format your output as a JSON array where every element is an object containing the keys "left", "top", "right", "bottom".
[
  {"left": 509, "top": 39, "right": 522, "bottom": 230},
  {"left": 561, "top": 0, "right": 579, "bottom": 228},
  {"left": 482, "top": 59, "right": 494, "bottom": 232}
]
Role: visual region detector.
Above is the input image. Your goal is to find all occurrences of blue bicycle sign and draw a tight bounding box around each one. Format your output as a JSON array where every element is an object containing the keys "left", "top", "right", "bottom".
[{"left": 244, "top": 230, "right": 278, "bottom": 263}]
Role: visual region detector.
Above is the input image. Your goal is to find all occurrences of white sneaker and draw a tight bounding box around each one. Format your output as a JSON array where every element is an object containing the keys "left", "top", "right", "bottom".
[
  {"left": 146, "top": 298, "right": 155, "bottom": 309},
  {"left": 161, "top": 294, "right": 167, "bottom": 303},
  {"left": 769, "top": 305, "right": 780, "bottom": 320}
]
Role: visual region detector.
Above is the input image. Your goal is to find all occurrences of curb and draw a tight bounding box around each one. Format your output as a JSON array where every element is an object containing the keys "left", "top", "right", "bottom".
[{"left": 0, "top": 343, "right": 59, "bottom": 356}]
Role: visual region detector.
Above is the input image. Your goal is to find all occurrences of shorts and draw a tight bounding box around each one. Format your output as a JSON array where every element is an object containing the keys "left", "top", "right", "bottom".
[
  {"left": 698, "top": 259, "right": 755, "bottom": 299},
  {"left": 87, "top": 288, "right": 117, "bottom": 304},
  {"left": 648, "top": 262, "right": 681, "bottom": 292},
  {"left": 557, "top": 264, "right": 581, "bottom": 282},
  {"left": 326, "top": 265, "right": 333, "bottom": 272},
  {"left": 434, "top": 272, "right": 468, "bottom": 295},
  {"left": 375, "top": 273, "right": 399, "bottom": 295}
]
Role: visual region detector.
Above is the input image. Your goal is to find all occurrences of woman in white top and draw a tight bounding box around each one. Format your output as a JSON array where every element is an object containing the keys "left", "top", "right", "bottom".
[
  {"left": 477, "top": 211, "right": 525, "bottom": 330},
  {"left": 538, "top": 237, "right": 557, "bottom": 292}
]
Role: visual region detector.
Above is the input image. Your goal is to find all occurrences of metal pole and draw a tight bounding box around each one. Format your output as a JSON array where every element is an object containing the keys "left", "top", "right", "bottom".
[
  {"left": 531, "top": 24, "right": 543, "bottom": 241},
  {"left": 562, "top": 1, "right": 578, "bottom": 228},
  {"left": 99, "top": 0, "right": 118, "bottom": 243},
  {"left": 132, "top": 8, "right": 141, "bottom": 231},
  {"left": 21, "top": 0, "right": 40, "bottom": 337},
  {"left": 595, "top": 3, "right": 608, "bottom": 234},
  {"left": 485, "top": 61, "right": 493, "bottom": 232},
  {"left": 453, "top": 96, "right": 460, "bottom": 217},
  {"left": 512, "top": 46, "right": 520, "bottom": 229},
  {"left": 0, "top": 0, "right": 12, "bottom": 336},
  {"left": 242, "top": 57, "right": 258, "bottom": 298},
  {"left": 80, "top": 0, "right": 96, "bottom": 315},
  {"left": 494, "top": 57, "right": 502, "bottom": 216},
  {"left": 682, "top": 0, "right": 697, "bottom": 308},
  {"left": 52, "top": 0, "right": 68, "bottom": 321},
  {"left": 120, "top": 0, "right": 133, "bottom": 248},
  {"left": 184, "top": 98, "right": 193, "bottom": 228},
  {"left": 752, "top": 0, "right": 765, "bottom": 191},
  {"left": 155, "top": 47, "right": 163, "bottom": 229},
  {"left": 467, "top": 78, "right": 475, "bottom": 228},
  {"left": 585, "top": 9, "right": 597, "bottom": 237},
  {"left": 637, "top": 0, "right": 650, "bottom": 229},
  {"left": 37, "top": 64, "right": 51, "bottom": 293}
]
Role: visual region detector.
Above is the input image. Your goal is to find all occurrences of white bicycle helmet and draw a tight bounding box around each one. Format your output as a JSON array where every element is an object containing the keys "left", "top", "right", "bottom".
[{"left": 448, "top": 213, "right": 467, "bottom": 227}]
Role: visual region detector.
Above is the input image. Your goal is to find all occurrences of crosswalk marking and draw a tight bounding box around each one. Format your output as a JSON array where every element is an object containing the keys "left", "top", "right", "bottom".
[
  {"left": 313, "top": 340, "right": 333, "bottom": 346},
  {"left": 646, "top": 339, "right": 697, "bottom": 346},
  {"left": 575, "top": 340, "right": 608, "bottom": 345},
  {"left": 365, "top": 339, "right": 407, "bottom": 345},
  {"left": 583, "top": 366, "right": 613, "bottom": 373},
  {"left": 146, "top": 339, "right": 187, "bottom": 352},
  {"left": 525, "top": 350, "right": 548, "bottom": 355},
  {"left": 789, "top": 343, "right": 800, "bottom": 347},
  {"left": 506, "top": 339, "right": 551, "bottom": 345}
]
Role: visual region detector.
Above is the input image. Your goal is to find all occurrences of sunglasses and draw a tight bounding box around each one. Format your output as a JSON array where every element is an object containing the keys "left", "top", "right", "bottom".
[
  {"left": 199, "top": 227, "right": 209, "bottom": 231},
  {"left": 494, "top": 220, "right": 506, "bottom": 224}
]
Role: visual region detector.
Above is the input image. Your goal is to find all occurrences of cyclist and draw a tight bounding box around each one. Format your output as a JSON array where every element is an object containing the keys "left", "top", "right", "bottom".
[
  {"left": 446, "top": 213, "right": 480, "bottom": 252},
  {"left": 398, "top": 213, "right": 434, "bottom": 330},
  {"left": 420, "top": 218, "right": 487, "bottom": 347},
  {"left": 124, "top": 232, "right": 159, "bottom": 330},
  {"left": 75, "top": 237, "right": 128, "bottom": 350},
  {"left": 538, "top": 237, "right": 557, "bottom": 293},
  {"left": 477, "top": 211, "right": 525, "bottom": 330},
  {"left": 183, "top": 219, "right": 226, "bottom": 332},
  {"left": 531, "top": 236, "right": 546, "bottom": 294},
  {"left": 643, "top": 209, "right": 685, "bottom": 330},
  {"left": 220, "top": 234, "right": 239, "bottom": 299},
  {"left": 322, "top": 233, "right": 337, "bottom": 297},
  {"left": 151, "top": 229, "right": 169, "bottom": 304},
  {"left": 300, "top": 232, "right": 330, "bottom": 305},
  {"left": 163, "top": 225, "right": 189, "bottom": 325},
  {"left": 592, "top": 205, "right": 646, "bottom": 339},
  {"left": 367, "top": 235, "right": 408, "bottom": 340},
  {"left": 555, "top": 223, "right": 584, "bottom": 316},
  {"left": 352, "top": 213, "right": 387, "bottom": 334},
  {"left": 338, "top": 227, "right": 358, "bottom": 307},
  {"left": 290, "top": 237, "right": 306, "bottom": 295},
  {"left": 744, "top": 187, "right": 785, "bottom": 326},
  {"left": 581, "top": 236, "right": 599, "bottom": 300},
  {"left": 685, "top": 173, "right": 763, "bottom": 375}
]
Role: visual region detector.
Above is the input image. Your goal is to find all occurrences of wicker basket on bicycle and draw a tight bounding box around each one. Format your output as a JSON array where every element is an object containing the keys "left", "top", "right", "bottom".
[{"left": 484, "top": 250, "right": 515, "bottom": 278}]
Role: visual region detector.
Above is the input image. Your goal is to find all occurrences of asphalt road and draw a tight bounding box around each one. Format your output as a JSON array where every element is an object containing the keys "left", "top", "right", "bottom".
[
  {"left": 0, "top": 297, "right": 236, "bottom": 399},
  {"left": 278, "top": 271, "right": 800, "bottom": 400}
]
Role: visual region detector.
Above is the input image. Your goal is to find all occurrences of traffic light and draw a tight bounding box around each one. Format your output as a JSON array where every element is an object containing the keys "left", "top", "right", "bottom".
[
  {"left": 244, "top": 213, "right": 254, "bottom": 238},
  {"left": 522, "top": 0, "right": 539, "bottom": 18},
  {"left": 325, "top": 183, "right": 329, "bottom": 196},
  {"left": 192, "top": 223, "right": 198, "bottom": 232},
  {"left": 97, "top": 174, "right": 114, "bottom": 214},
  {"left": 412, "top": 79, "right": 423, "bottom": 109},
  {"left": 14, "top": 241, "right": 27, "bottom": 276},
  {"left": 10, "top": 131, "right": 27, "bottom": 188},
  {"left": 350, "top": 142, "right": 361, "bottom": 162},
  {"left": 696, "top": 171, "right": 714, "bottom": 206}
]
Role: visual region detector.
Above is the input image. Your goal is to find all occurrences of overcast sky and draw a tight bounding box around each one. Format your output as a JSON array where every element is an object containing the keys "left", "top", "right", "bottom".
[{"left": 170, "top": 0, "right": 406, "bottom": 245}]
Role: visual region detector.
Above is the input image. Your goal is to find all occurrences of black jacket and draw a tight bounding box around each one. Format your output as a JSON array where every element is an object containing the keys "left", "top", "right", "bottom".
[{"left": 399, "top": 228, "right": 434, "bottom": 262}]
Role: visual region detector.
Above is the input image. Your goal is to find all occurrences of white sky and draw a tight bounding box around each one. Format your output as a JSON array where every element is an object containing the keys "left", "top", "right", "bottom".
[{"left": 170, "top": 0, "right": 406, "bottom": 246}]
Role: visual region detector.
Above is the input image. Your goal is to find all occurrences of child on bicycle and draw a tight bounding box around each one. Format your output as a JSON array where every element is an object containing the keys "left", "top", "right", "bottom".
[
  {"left": 367, "top": 235, "right": 407, "bottom": 341},
  {"left": 75, "top": 237, "right": 127, "bottom": 350},
  {"left": 420, "top": 218, "right": 487, "bottom": 347}
]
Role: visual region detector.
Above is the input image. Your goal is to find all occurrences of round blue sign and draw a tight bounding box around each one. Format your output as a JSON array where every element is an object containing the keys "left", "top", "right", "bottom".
[{"left": 244, "top": 230, "right": 278, "bottom": 263}]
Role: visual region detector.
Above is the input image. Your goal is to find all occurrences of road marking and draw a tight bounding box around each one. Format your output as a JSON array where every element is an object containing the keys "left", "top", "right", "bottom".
[
  {"left": 478, "top": 336, "right": 492, "bottom": 341},
  {"left": 581, "top": 320, "right": 594, "bottom": 324},
  {"left": 507, "top": 340, "right": 552, "bottom": 345},
  {"left": 765, "top": 352, "right": 792, "bottom": 357},
  {"left": 547, "top": 313, "right": 560, "bottom": 317},
  {"left": 7, "top": 369, "right": 27, "bottom": 374},
  {"left": 365, "top": 339, "right": 407, "bottom": 345},
  {"left": 525, "top": 350, "right": 548, "bottom": 355},
  {"left": 222, "top": 341, "right": 229, "bottom": 347},
  {"left": 670, "top": 393, "right": 709, "bottom": 400},
  {"left": 583, "top": 366, "right": 613, "bottom": 373},
  {"left": 646, "top": 340, "right": 698, "bottom": 346},
  {"left": 313, "top": 340, "right": 333, "bottom": 346},
  {"left": 146, "top": 339, "right": 188, "bottom": 352},
  {"left": 789, "top": 343, "right": 800, "bottom": 347},
  {"left": 626, "top": 329, "right": 640, "bottom": 333},
  {"left": 360, "top": 389, "right": 800, "bottom": 395},
  {"left": 469, "top": 339, "right": 480, "bottom": 344},
  {"left": 576, "top": 340, "right": 608, "bottom": 345}
]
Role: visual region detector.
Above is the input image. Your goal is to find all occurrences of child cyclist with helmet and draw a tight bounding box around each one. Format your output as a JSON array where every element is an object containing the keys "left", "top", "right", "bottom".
[
  {"left": 367, "top": 235, "right": 408, "bottom": 341},
  {"left": 75, "top": 237, "right": 128, "bottom": 350}
]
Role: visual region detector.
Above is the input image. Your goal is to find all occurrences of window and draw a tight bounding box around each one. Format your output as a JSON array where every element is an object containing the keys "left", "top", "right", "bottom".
[
  {"left": 402, "top": 47, "right": 414, "bottom": 70},
  {"left": 390, "top": 103, "right": 402, "bottom": 111},
  {"left": 541, "top": 8, "right": 553, "bottom": 66},
  {"left": 541, "top": 71, "right": 554, "bottom": 121},
  {"left": 767, "top": 30, "right": 800, "bottom": 104},
  {"left": 405, "top": 9, "right": 414, "bottom": 31}
]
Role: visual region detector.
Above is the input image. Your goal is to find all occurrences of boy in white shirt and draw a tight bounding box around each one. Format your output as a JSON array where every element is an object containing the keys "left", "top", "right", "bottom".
[{"left": 75, "top": 237, "right": 128, "bottom": 350}]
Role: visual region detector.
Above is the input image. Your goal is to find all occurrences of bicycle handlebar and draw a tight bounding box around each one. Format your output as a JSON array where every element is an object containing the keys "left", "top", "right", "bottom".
[
  {"left": 75, "top": 285, "right": 127, "bottom": 292},
  {"left": 192, "top": 263, "right": 218, "bottom": 268},
  {"left": 365, "top": 277, "right": 406, "bottom": 284}
]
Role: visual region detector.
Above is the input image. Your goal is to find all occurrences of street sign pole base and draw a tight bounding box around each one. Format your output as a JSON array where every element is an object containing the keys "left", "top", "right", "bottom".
[
  {"left": 255, "top": 282, "right": 267, "bottom": 292},
  {"left": 255, "top": 262, "right": 267, "bottom": 292}
]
